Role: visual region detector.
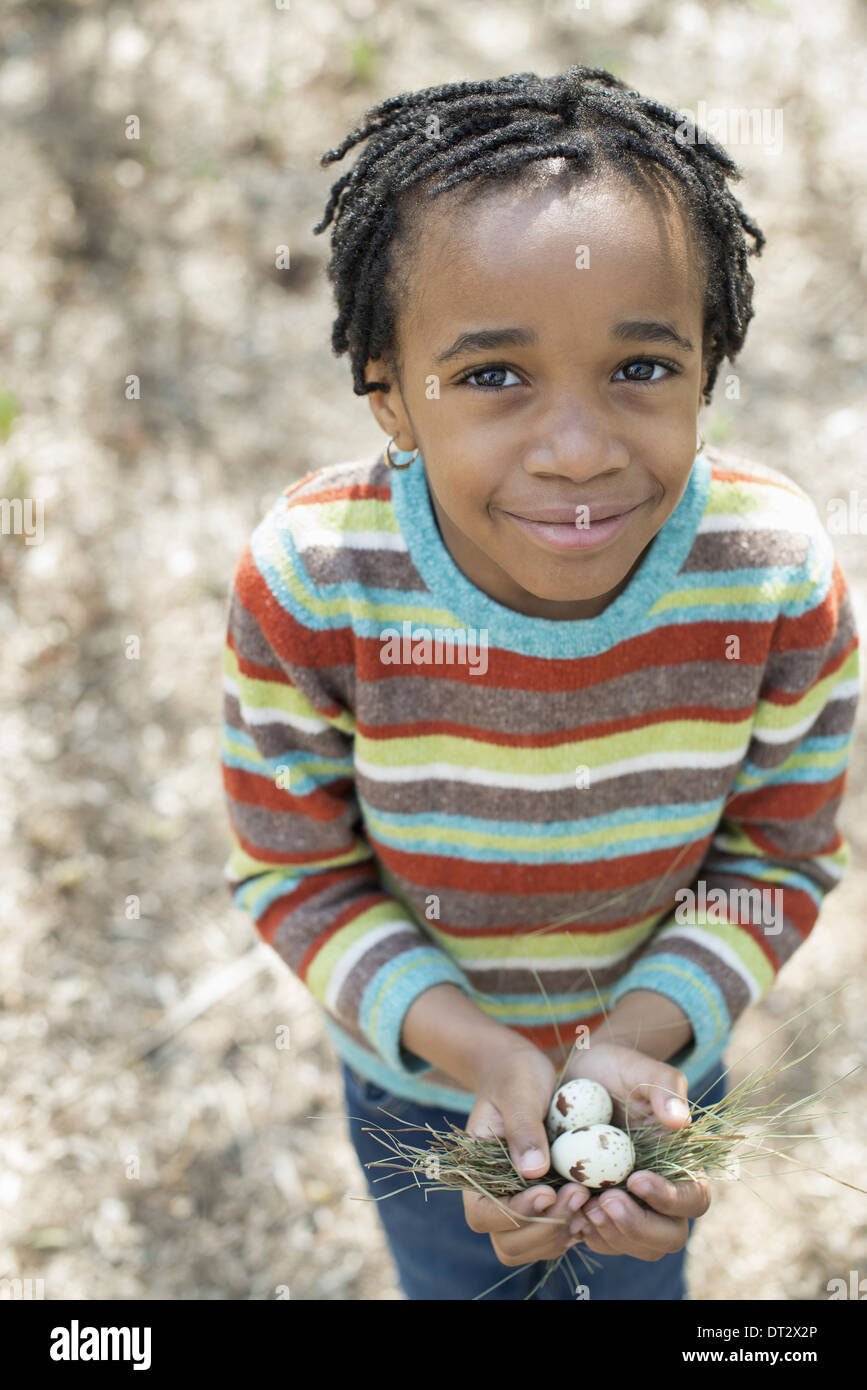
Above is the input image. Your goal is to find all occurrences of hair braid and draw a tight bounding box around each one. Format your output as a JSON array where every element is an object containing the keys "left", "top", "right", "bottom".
[{"left": 312, "top": 65, "right": 764, "bottom": 403}]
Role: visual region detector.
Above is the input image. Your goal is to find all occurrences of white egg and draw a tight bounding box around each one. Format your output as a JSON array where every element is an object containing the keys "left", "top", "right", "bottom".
[
  {"left": 550, "top": 1124, "right": 635, "bottom": 1188},
  {"left": 546, "top": 1078, "right": 613, "bottom": 1141}
]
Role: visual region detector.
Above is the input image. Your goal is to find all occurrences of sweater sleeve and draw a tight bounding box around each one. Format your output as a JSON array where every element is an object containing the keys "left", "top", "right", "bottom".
[
  {"left": 219, "top": 501, "right": 475, "bottom": 1080},
  {"left": 607, "top": 526, "right": 860, "bottom": 1085}
]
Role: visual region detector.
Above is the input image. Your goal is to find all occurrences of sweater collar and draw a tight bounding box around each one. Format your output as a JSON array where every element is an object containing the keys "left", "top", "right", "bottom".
[{"left": 388, "top": 445, "right": 710, "bottom": 657}]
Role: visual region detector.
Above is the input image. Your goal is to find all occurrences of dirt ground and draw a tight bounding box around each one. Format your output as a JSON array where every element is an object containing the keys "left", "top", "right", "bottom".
[{"left": 1, "top": 0, "right": 865, "bottom": 1301}]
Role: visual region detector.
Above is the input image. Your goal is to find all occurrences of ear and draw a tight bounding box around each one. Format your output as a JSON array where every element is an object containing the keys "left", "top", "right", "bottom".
[{"left": 364, "top": 357, "right": 417, "bottom": 451}]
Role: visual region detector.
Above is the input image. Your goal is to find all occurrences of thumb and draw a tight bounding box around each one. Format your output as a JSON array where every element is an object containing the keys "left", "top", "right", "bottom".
[
  {"left": 647, "top": 1065, "right": 691, "bottom": 1129},
  {"left": 501, "top": 1085, "right": 551, "bottom": 1179}
]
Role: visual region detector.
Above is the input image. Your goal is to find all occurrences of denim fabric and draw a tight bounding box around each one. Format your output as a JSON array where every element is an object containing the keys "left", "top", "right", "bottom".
[{"left": 340, "top": 1058, "right": 727, "bottom": 1300}]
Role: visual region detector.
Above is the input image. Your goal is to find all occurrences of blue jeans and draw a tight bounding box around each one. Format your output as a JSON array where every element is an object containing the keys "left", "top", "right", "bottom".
[{"left": 341, "top": 1058, "right": 727, "bottom": 1300}]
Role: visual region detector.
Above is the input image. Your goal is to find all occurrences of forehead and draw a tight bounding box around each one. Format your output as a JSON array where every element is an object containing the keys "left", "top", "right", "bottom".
[{"left": 397, "top": 168, "right": 705, "bottom": 347}]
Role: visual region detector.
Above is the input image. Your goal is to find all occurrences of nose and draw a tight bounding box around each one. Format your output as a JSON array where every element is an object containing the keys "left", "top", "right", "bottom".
[{"left": 521, "top": 395, "right": 626, "bottom": 480}]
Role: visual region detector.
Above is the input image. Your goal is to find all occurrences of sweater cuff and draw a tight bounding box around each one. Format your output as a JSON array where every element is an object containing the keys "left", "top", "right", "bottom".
[
  {"left": 359, "top": 947, "right": 476, "bottom": 1077},
  {"left": 607, "top": 955, "right": 732, "bottom": 1089}
]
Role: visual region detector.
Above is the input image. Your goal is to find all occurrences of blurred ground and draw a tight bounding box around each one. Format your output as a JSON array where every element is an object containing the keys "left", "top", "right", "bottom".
[{"left": 1, "top": 0, "right": 865, "bottom": 1301}]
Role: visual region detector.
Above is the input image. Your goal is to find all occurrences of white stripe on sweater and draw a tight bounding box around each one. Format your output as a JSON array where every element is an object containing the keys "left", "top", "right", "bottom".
[
  {"left": 354, "top": 747, "right": 743, "bottom": 790},
  {"left": 324, "top": 918, "right": 418, "bottom": 1011}
]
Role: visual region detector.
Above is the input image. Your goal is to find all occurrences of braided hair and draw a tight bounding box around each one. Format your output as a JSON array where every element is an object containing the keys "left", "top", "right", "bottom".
[{"left": 312, "top": 66, "right": 765, "bottom": 404}]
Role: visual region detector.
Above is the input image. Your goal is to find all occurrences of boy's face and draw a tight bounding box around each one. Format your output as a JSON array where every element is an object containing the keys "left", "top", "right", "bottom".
[{"left": 365, "top": 169, "right": 708, "bottom": 620}]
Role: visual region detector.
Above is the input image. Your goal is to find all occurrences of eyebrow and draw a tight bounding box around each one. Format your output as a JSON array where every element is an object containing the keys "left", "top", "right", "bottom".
[
  {"left": 613, "top": 320, "right": 695, "bottom": 352},
  {"left": 435, "top": 319, "right": 694, "bottom": 362},
  {"left": 435, "top": 327, "right": 537, "bottom": 362}
]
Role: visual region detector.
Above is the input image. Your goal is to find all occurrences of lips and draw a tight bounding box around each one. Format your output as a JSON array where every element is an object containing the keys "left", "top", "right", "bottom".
[
  {"left": 505, "top": 502, "right": 644, "bottom": 524},
  {"left": 504, "top": 506, "right": 641, "bottom": 553}
]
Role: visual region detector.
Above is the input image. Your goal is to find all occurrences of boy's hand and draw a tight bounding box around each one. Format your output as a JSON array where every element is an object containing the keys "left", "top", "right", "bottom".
[
  {"left": 462, "top": 1037, "right": 711, "bottom": 1266},
  {"left": 461, "top": 1041, "right": 592, "bottom": 1266},
  {"left": 560, "top": 1041, "right": 711, "bottom": 1259}
]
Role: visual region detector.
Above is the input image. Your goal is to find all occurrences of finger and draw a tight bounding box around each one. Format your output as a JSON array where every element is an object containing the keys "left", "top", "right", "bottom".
[
  {"left": 573, "top": 1193, "right": 633, "bottom": 1253},
  {"left": 565, "top": 1201, "right": 620, "bottom": 1255},
  {"left": 645, "top": 1071, "right": 691, "bottom": 1129},
  {"left": 571, "top": 1185, "right": 658, "bottom": 1246},
  {"left": 568, "top": 1225, "right": 616, "bottom": 1257},
  {"left": 590, "top": 1189, "right": 689, "bottom": 1256},
  {"left": 464, "top": 1099, "right": 532, "bottom": 1224},
  {"left": 502, "top": 1100, "right": 552, "bottom": 1180},
  {"left": 599, "top": 1052, "right": 691, "bottom": 1131},
  {"left": 625, "top": 1170, "right": 711, "bottom": 1219},
  {"left": 494, "top": 1183, "right": 590, "bottom": 1262},
  {"left": 467, "top": 1095, "right": 550, "bottom": 1181},
  {"left": 610, "top": 1097, "right": 654, "bottom": 1130},
  {"left": 623, "top": 1082, "right": 691, "bottom": 1130},
  {"left": 463, "top": 1181, "right": 561, "bottom": 1235},
  {"left": 465, "top": 1098, "right": 506, "bottom": 1141}
]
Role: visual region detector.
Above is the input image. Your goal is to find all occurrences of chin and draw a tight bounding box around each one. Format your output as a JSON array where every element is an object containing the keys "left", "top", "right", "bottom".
[
  {"left": 518, "top": 581, "right": 614, "bottom": 607},
  {"left": 518, "top": 568, "right": 620, "bottom": 599}
]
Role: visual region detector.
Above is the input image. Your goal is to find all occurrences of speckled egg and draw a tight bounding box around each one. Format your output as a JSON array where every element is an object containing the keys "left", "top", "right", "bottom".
[
  {"left": 550, "top": 1123, "right": 635, "bottom": 1189},
  {"left": 546, "top": 1078, "right": 613, "bottom": 1142}
]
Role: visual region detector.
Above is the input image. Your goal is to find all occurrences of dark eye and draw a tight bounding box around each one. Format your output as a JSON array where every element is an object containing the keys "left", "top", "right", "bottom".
[
  {"left": 614, "top": 359, "right": 677, "bottom": 384},
  {"left": 459, "top": 366, "right": 522, "bottom": 391}
]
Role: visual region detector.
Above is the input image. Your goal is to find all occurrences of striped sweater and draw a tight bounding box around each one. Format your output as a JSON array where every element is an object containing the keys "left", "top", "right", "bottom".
[{"left": 220, "top": 443, "right": 860, "bottom": 1113}]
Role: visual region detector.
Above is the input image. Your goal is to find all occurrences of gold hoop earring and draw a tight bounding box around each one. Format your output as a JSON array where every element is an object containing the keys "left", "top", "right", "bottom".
[
  {"left": 385, "top": 436, "right": 419, "bottom": 469},
  {"left": 696, "top": 431, "right": 706, "bottom": 454}
]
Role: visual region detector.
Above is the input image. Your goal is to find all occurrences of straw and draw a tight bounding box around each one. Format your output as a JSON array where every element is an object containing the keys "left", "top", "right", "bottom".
[{"left": 352, "top": 974, "right": 864, "bottom": 1300}]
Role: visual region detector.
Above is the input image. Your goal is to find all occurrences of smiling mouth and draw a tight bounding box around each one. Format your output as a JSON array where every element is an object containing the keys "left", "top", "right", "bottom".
[
  {"left": 501, "top": 502, "right": 645, "bottom": 552},
  {"left": 505, "top": 502, "right": 646, "bottom": 524}
]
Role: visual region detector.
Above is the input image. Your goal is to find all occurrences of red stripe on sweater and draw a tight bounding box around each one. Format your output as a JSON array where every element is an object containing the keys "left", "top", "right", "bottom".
[
  {"left": 257, "top": 868, "right": 380, "bottom": 946},
  {"left": 773, "top": 560, "right": 849, "bottom": 653},
  {"left": 222, "top": 763, "right": 353, "bottom": 819},
  {"left": 368, "top": 838, "right": 712, "bottom": 895},
  {"left": 709, "top": 466, "right": 808, "bottom": 500},
  {"left": 286, "top": 482, "right": 392, "bottom": 508},
  {"left": 512, "top": 1015, "right": 608, "bottom": 1051},
  {"left": 231, "top": 549, "right": 355, "bottom": 680},
  {"left": 356, "top": 620, "right": 776, "bottom": 691},
  {"left": 355, "top": 702, "right": 754, "bottom": 748},
  {"left": 724, "top": 771, "right": 848, "bottom": 823}
]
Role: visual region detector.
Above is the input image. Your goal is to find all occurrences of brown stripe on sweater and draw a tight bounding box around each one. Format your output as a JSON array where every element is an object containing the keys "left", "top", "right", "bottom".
[
  {"left": 684, "top": 528, "right": 812, "bottom": 573},
  {"left": 354, "top": 762, "right": 744, "bottom": 821},
  {"left": 223, "top": 690, "right": 351, "bottom": 759},
  {"left": 334, "top": 927, "right": 435, "bottom": 1017},
  {"left": 299, "top": 547, "right": 426, "bottom": 593},
  {"left": 349, "top": 660, "right": 767, "bottom": 730}
]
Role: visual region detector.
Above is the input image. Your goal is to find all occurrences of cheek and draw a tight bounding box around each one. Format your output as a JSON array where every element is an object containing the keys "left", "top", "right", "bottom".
[
  {"left": 437, "top": 464, "right": 498, "bottom": 523},
  {"left": 659, "top": 456, "right": 699, "bottom": 504},
  {"left": 642, "top": 438, "right": 698, "bottom": 507}
]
